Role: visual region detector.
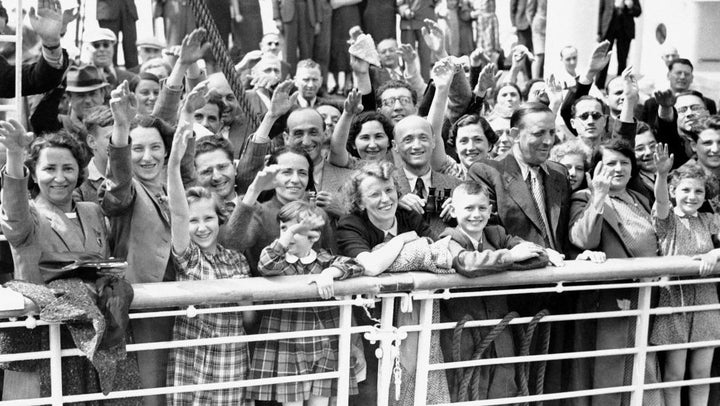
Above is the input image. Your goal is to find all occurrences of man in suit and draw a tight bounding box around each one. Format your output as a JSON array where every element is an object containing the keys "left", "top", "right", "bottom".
[
  {"left": 86, "top": 28, "right": 138, "bottom": 88},
  {"left": 393, "top": 115, "right": 460, "bottom": 236},
  {"left": 272, "top": 0, "right": 332, "bottom": 78},
  {"left": 291, "top": 59, "right": 331, "bottom": 108},
  {"left": 596, "top": 0, "right": 641, "bottom": 88},
  {"left": 96, "top": 0, "right": 138, "bottom": 69},
  {"left": 397, "top": 0, "right": 437, "bottom": 81}
]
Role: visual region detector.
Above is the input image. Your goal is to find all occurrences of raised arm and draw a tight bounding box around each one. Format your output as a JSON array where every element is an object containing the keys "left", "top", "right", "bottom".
[
  {"left": 427, "top": 58, "right": 454, "bottom": 172},
  {"left": 652, "top": 143, "right": 674, "bottom": 220},
  {"left": 330, "top": 89, "right": 363, "bottom": 167},
  {"left": 167, "top": 122, "right": 194, "bottom": 254},
  {"left": 614, "top": 66, "right": 638, "bottom": 143}
]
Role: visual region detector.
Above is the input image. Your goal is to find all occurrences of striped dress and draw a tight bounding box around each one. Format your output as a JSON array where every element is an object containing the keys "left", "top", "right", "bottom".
[
  {"left": 249, "top": 239, "right": 364, "bottom": 402},
  {"left": 166, "top": 242, "right": 252, "bottom": 406}
]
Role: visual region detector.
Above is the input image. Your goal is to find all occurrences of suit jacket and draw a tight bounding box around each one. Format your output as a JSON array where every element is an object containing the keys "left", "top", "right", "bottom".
[
  {"left": 99, "top": 144, "right": 173, "bottom": 284},
  {"left": 598, "top": 0, "right": 641, "bottom": 39},
  {"left": 0, "top": 50, "right": 69, "bottom": 98},
  {"left": 97, "top": 0, "right": 138, "bottom": 21},
  {"left": 396, "top": 168, "right": 461, "bottom": 237},
  {"left": 105, "top": 66, "right": 139, "bottom": 89},
  {"left": 640, "top": 95, "right": 717, "bottom": 131},
  {"left": 467, "top": 153, "right": 571, "bottom": 253},
  {"left": 510, "top": 0, "right": 531, "bottom": 30}
]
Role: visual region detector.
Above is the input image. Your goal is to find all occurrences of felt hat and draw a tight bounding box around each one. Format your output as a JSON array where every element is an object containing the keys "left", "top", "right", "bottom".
[{"left": 66, "top": 65, "right": 110, "bottom": 93}]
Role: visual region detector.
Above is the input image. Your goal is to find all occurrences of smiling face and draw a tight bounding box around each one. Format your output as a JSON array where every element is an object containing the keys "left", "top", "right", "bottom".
[
  {"left": 379, "top": 87, "right": 417, "bottom": 124},
  {"left": 130, "top": 126, "right": 166, "bottom": 184},
  {"left": 355, "top": 120, "right": 390, "bottom": 161},
  {"left": 134, "top": 79, "right": 160, "bottom": 115},
  {"left": 559, "top": 153, "right": 586, "bottom": 191},
  {"left": 450, "top": 188, "right": 492, "bottom": 239},
  {"left": 69, "top": 89, "right": 106, "bottom": 120},
  {"left": 316, "top": 104, "right": 341, "bottom": 140},
  {"left": 188, "top": 198, "right": 220, "bottom": 252},
  {"left": 284, "top": 109, "right": 325, "bottom": 164},
  {"left": 634, "top": 131, "right": 657, "bottom": 173},
  {"left": 676, "top": 94, "right": 709, "bottom": 133},
  {"left": 274, "top": 152, "right": 310, "bottom": 204},
  {"left": 393, "top": 116, "right": 435, "bottom": 172},
  {"left": 91, "top": 40, "right": 115, "bottom": 67},
  {"left": 455, "top": 123, "right": 490, "bottom": 169},
  {"left": 207, "top": 74, "right": 239, "bottom": 125},
  {"left": 193, "top": 103, "right": 222, "bottom": 133},
  {"left": 358, "top": 176, "right": 398, "bottom": 226},
  {"left": 671, "top": 177, "right": 705, "bottom": 216},
  {"left": 693, "top": 129, "right": 720, "bottom": 171},
  {"left": 34, "top": 147, "right": 79, "bottom": 211},
  {"left": 195, "top": 149, "right": 236, "bottom": 201},
  {"left": 515, "top": 111, "right": 556, "bottom": 165},
  {"left": 601, "top": 148, "right": 632, "bottom": 192},
  {"left": 571, "top": 99, "right": 607, "bottom": 147}
]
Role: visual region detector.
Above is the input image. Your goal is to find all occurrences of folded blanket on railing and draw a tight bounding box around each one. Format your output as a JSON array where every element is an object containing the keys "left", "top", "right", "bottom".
[
  {"left": 372, "top": 236, "right": 455, "bottom": 274},
  {"left": 3, "top": 276, "right": 134, "bottom": 395}
]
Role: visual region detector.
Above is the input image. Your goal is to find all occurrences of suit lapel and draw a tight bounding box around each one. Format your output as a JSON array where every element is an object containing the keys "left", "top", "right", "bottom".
[
  {"left": 35, "top": 199, "right": 83, "bottom": 252},
  {"left": 503, "top": 156, "right": 545, "bottom": 234},
  {"left": 395, "top": 168, "right": 412, "bottom": 195},
  {"left": 544, "top": 169, "right": 563, "bottom": 241},
  {"left": 138, "top": 180, "right": 171, "bottom": 226},
  {"left": 601, "top": 198, "right": 633, "bottom": 255}
]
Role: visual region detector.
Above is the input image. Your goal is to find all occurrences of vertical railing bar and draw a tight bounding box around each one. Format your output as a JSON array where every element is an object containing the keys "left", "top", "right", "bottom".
[
  {"left": 336, "top": 303, "right": 352, "bottom": 406},
  {"left": 629, "top": 279, "right": 652, "bottom": 406},
  {"left": 413, "top": 294, "right": 434, "bottom": 405},
  {"left": 13, "top": 0, "right": 22, "bottom": 121},
  {"left": 377, "top": 296, "right": 395, "bottom": 406},
  {"left": 48, "top": 324, "right": 63, "bottom": 406}
]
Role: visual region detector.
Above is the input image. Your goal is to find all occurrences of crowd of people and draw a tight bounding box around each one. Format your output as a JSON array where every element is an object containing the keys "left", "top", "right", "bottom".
[{"left": 2, "top": 0, "right": 720, "bottom": 405}]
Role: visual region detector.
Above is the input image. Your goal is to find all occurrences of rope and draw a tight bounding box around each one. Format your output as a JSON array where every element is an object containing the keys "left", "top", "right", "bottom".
[
  {"left": 517, "top": 309, "right": 551, "bottom": 406},
  {"left": 188, "top": 0, "right": 262, "bottom": 131}
]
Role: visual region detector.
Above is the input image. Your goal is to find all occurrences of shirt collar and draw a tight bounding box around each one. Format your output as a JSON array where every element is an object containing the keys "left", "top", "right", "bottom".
[
  {"left": 297, "top": 94, "right": 316, "bottom": 108},
  {"left": 459, "top": 228, "right": 482, "bottom": 250},
  {"left": 674, "top": 206, "right": 699, "bottom": 218},
  {"left": 403, "top": 167, "right": 432, "bottom": 193},
  {"left": 513, "top": 146, "right": 548, "bottom": 180},
  {"left": 285, "top": 249, "right": 318, "bottom": 264},
  {"left": 383, "top": 219, "right": 398, "bottom": 238},
  {"left": 87, "top": 158, "right": 104, "bottom": 181}
]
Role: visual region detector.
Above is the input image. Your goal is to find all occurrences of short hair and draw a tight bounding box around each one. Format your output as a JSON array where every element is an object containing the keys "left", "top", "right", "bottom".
[
  {"left": 276, "top": 200, "right": 326, "bottom": 227},
  {"left": 493, "top": 82, "right": 522, "bottom": 103},
  {"left": 450, "top": 113, "right": 498, "bottom": 147},
  {"left": 668, "top": 58, "right": 694, "bottom": 72},
  {"left": 676, "top": 90, "right": 707, "bottom": 106},
  {"left": 451, "top": 180, "right": 490, "bottom": 200},
  {"left": 261, "top": 32, "right": 283, "bottom": 42},
  {"left": 348, "top": 111, "right": 394, "bottom": 157},
  {"left": 195, "top": 135, "right": 234, "bottom": 161},
  {"left": 130, "top": 72, "right": 160, "bottom": 92},
  {"left": 185, "top": 186, "right": 229, "bottom": 225},
  {"left": 140, "top": 59, "right": 173, "bottom": 78},
  {"left": 376, "top": 79, "right": 418, "bottom": 106},
  {"left": 344, "top": 160, "right": 400, "bottom": 214},
  {"left": 510, "top": 102, "right": 553, "bottom": 129},
  {"left": 129, "top": 114, "right": 175, "bottom": 155},
  {"left": 296, "top": 59, "right": 321, "bottom": 73},
  {"left": 26, "top": 130, "right": 88, "bottom": 196},
  {"left": 669, "top": 162, "right": 707, "bottom": 191},
  {"left": 266, "top": 147, "right": 316, "bottom": 192},
  {"left": 589, "top": 138, "right": 638, "bottom": 178},
  {"left": 549, "top": 139, "right": 592, "bottom": 170},
  {"left": 571, "top": 95, "right": 606, "bottom": 117},
  {"left": 560, "top": 45, "right": 577, "bottom": 59},
  {"left": 204, "top": 93, "right": 226, "bottom": 116},
  {"left": 83, "top": 105, "right": 113, "bottom": 135},
  {"left": 635, "top": 120, "right": 654, "bottom": 136},
  {"left": 522, "top": 79, "right": 544, "bottom": 101}
]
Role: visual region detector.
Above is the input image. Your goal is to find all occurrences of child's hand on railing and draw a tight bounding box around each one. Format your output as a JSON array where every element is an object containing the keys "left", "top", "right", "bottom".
[
  {"left": 576, "top": 250, "right": 607, "bottom": 263},
  {"left": 312, "top": 267, "right": 342, "bottom": 299},
  {"left": 694, "top": 250, "right": 720, "bottom": 277}
]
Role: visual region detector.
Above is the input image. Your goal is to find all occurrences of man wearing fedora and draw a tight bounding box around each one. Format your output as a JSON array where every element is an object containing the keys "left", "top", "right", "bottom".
[
  {"left": 86, "top": 27, "right": 138, "bottom": 88},
  {"left": 59, "top": 65, "right": 110, "bottom": 146}
]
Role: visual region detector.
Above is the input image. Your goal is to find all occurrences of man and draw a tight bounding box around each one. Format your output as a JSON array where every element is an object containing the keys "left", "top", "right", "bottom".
[
  {"left": 655, "top": 89, "right": 712, "bottom": 169},
  {"left": 60, "top": 65, "right": 110, "bottom": 145},
  {"left": 235, "top": 32, "right": 292, "bottom": 86},
  {"left": 96, "top": 0, "right": 138, "bottom": 68},
  {"left": 192, "top": 95, "right": 225, "bottom": 134},
  {"left": 376, "top": 80, "right": 419, "bottom": 125},
  {"left": 75, "top": 106, "right": 112, "bottom": 203},
  {"left": 641, "top": 59, "right": 717, "bottom": 125},
  {"left": 510, "top": 0, "right": 533, "bottom": 55},
  {"left": 370, "top": 39, "right": 426, "bottom": 96},
  {"left": 397, "top": 0, "right": 436, "bottom": 81},
  {"left": 556, "top": 45, "right": 578, "bottom": 90},
  {"left": 596, "top": 0, "right": 641, "bottom": 88},
  {"left": 131, "top": 36, "right": 166, "bottom": 73},
  {"left": 244, "top": 55, "right": 284, "bottom": 127},
  {"left": 292, "top": 59, "right": 331, "bottom": 108},
  {"left": 195, "top": 135, "right": 239, "bottom": 204},
  {"left": 86, "top": 28, "right": 137, "bottom": 88},
  {"left": 205, "top": 72, "right": 256, "bottom": 158},
  {"left": 272, "top": 0, "right": 331, "bottom": 77},
  {"left": 393, "top": 115, "right": 460, "bottom": 235}
]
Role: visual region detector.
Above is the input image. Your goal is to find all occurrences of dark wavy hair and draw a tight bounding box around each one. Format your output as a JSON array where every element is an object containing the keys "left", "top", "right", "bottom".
[
  {"left": 589, "top": 138, "right": 638, "bottom": 178},
  {"left": 129, "top": 114, "right": 175, "bottom": 155},
  {"left": 26, "top": 130, "right": 88, "bottom": 197},
  {"left": 195, "top": 134, "right": 234, "bottom": 161},
  {"left": 450, "top": 113, "right": 498, "bottom": 147},
  {"left": 347, "top": 111, "right": 394, "bottom": 158},
  {"left": 257, "top": 146, "right": 316, "bottom": 203}
]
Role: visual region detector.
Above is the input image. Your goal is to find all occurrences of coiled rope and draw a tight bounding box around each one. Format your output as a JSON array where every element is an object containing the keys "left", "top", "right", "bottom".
[
  {"left": 452, "top": 309, "right": 551, "bottom": 404},
  {"left": 188, "top": 0, "right": 262, "bottom": 131}
]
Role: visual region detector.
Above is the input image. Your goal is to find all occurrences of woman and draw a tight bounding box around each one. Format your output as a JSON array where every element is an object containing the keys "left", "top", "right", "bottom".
[
  {"left": 131, "top": 72, "right": 161, "bottom": 116},
  {"left": 549, "top": 139, "right": 592, "bottom": 191},
  {"left": 568, "top": 138, "right": 661, "bottom": 406},
  {"left": 443, "top": 113, "right": 497, "bottom": 179},
  {"left": 0, "top": 123, "right": 131, "bottom": 400},
  {"left": 220, "top": 147, "right": 337, "bottom": 274},
  {"left": 487, "top": 82, "right": 522, "bottom": 124},
  {"left": 336, "top": 161, "right": 449, "bottom": 406},
  {"left": 328, "top": 2, "right": 361, "bottom": 95},
  {"left": 330, "top": 102, "right": 394, "bottom": 168}
]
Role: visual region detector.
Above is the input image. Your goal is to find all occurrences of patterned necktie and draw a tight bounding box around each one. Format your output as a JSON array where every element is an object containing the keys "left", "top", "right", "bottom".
[
  {"left": 526, "top": 168, "right": 554, "bottom": 249},
  {"left": 414, "top": 177, "right": 425, "bottom": 199}
]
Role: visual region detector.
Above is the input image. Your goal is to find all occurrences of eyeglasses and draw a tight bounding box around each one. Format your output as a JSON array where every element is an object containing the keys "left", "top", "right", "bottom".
[
  {"left": 92, "top": 41, "right": 113, "bottom": 49},
  {"left": 265, "top": 41, "right": 280, "bottom": 46},
  {"left": 577, "top": 111, "right": 603, "bottom": 121},
  {"left": 381, "top": 96, "right": 413, "bottom": 107},
  {"left": 677, "top": 104, "right": 706, "bottom": 114}
]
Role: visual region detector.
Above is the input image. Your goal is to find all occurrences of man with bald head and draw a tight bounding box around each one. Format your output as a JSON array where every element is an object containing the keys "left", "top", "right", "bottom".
[{"left": 393, "top": 115, "right": 459, "bottom": 235}]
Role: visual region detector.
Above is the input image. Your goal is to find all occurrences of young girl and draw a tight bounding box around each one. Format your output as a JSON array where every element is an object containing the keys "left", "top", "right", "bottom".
[
  {"left": 650, "top": 144, "right": 720, "bottom": 406},
  {"left": 165, "top": 123, "right": 254, "bottom": 405},
  {"left": 250, "top": 200, "right": 364, "bottom": 406}
]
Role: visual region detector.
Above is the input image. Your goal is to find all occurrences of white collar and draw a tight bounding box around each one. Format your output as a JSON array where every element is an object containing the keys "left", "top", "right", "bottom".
[
  {"left": 382, "top": 219, "right": 398, "bottom": 238},
  {"left": 285, "top": 249, "right": 318, "bottom": 264},
  {"left": 674, "top": 206, "right": 699, "bottom": 218},
  {"left": 87, "top": 158, "right": 104, "bottom": 182},
  {"left": 403, "top": 167, "right": 432, "bottom": 194}
]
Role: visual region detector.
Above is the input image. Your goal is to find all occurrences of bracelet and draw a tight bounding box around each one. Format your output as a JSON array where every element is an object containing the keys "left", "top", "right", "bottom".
[{"left": 43, "top": 43, "right": 61, "bottom": 50}]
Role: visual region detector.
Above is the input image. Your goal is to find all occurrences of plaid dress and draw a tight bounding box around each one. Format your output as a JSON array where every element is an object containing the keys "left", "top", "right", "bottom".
[
  {"left": 166, "top": 242, "right": 252, "bottom": 406},
  {"left": 249, "top": 239, "right": 364, "bottom": 402}
]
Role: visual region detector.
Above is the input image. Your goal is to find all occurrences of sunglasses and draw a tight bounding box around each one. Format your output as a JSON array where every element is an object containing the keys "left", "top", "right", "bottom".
[
  {"left": 577, "top": 111, "right": 603, "bottom": 121},
  {"left": 265, "top": 41, "right": 280, "bottom": 46},
  {"left": 92, "top": 41, "right": 113, "bottom": 49}
]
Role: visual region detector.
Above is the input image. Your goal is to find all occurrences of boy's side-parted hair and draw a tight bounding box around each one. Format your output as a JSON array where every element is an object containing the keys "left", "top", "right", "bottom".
[
  {"left": 669, "top": 162, "right": 707, "bottom": 191},
  {"left": 185, "top": 186, "right": 229, "bottom": 225},
  {"left": 451, "top": 180, "right": 490, "bottom": 200},
  {"left": 276, "top": 200, "right": 327, "bottom": 228}
]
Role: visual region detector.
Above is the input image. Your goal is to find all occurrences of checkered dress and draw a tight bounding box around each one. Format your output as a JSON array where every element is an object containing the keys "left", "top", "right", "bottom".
[
  {"left": 166, "top": 242, "right": 252, "bottom": 406},
  {"left": 249, "top": 240, "right": 364, "bottom": 402}
]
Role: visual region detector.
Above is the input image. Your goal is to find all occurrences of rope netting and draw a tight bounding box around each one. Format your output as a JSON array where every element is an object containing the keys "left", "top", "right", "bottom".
[{"left": 188, "top": 0, "right": 262, "bottom": 131}]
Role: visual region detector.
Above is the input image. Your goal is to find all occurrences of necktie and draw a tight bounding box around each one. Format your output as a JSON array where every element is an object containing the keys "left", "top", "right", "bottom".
[
  {"left": 414, "top": 177, "right": 425, "bottom": 199},
  {"left": 526, "top": 168, "right": 554, "bottom": 249}
]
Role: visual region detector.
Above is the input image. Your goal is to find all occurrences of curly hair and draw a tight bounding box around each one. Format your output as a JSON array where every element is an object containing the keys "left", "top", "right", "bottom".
[
  {"left": 343, "top": 160, "right": 400, "bottom": 214},
  {"left": 589, "top": 138, "right": 638, "bottom": 178},
  {"left": 185, "top": 186, "right": 229, "bottom": 225},
  {"left": 26, "top": 130, "right": 88, "bottom": 197},
  {"left": 347, "top": 112, "right": 394, "bottom": 158},
  {"left": 195, "top": 135, "right": 234, "bottom": 161},
  {"left": 669, "top": 162, "right": 707, "bottom": 191},
  {"left": 549, "top": 139, "right": 592, "bottom": 170}
]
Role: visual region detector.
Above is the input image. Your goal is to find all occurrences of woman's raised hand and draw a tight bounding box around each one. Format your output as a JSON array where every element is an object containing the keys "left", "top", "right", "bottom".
[
  {"left": 169, "top": 121, "right": 194, "bottom": 168},
  {"left": 250, "top": 165, "right": 280, "bottom": 192},
  {"left": 588, "top": 162, "right": 613, "bottom": 208},
  {"left": 653, "top": 143, "right": 674, "bottom": 176},
  {"left": 0, "top": 119, "right": 33, "bottom": 153},
  {"left": 110, "top": 81, "right": 138, "bottom": 128}
]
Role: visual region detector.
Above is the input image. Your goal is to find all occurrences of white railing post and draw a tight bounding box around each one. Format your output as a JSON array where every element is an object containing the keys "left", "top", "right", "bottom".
[
  {"left": 413, "top": 294, "right": 434, "bottom": 406},
  {"left": 376, "top": 296, "right": 395, "bottom": 406},
  {"left": 630, "top": 279, "right": 652, "bottom": 406},
  {"left": 48, "top": 323, "right": 63, "bottom": 406},
  {"left": 336, "top": 303, "right": 352, "bottom": 406}
]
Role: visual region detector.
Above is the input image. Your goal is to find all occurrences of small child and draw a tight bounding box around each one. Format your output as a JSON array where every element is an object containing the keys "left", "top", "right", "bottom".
[
  {"left": 650, "top": 144, "right": 720, "bottom": 406},
  {"left": 165, "top": 123, "right": 254, "bottom": 405},
  {"left": 249, "top": 200, "right": 364, "bottom": 406}
]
